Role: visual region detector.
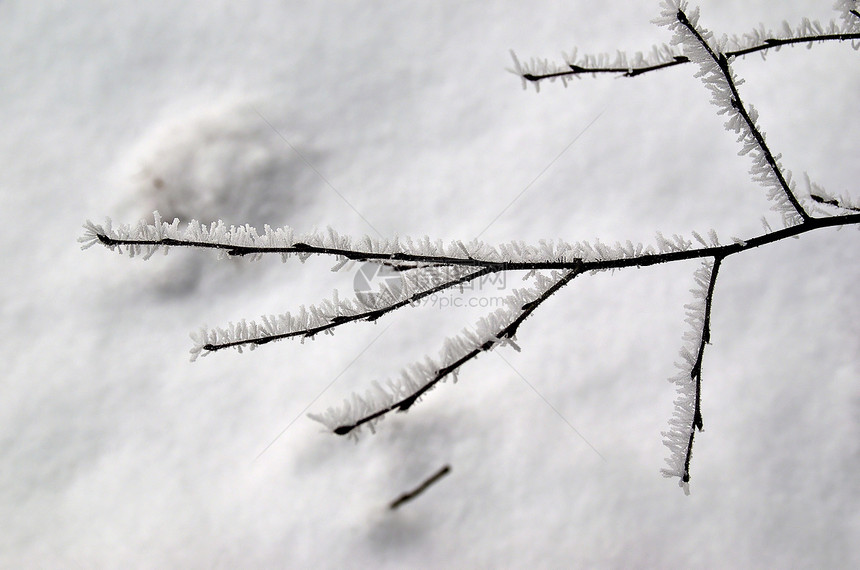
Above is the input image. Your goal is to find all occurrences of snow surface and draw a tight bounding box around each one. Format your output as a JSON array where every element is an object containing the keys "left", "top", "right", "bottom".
[{"left": 2, "top": 0, "right": 858, "bottom": 567}]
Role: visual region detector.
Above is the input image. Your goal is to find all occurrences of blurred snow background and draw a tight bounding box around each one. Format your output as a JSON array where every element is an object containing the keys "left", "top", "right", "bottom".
[{"left": 1, "top": 0, "right": 858, "bottom": 567}]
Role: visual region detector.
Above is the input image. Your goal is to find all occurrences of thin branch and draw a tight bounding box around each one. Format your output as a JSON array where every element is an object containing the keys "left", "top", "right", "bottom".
[
  {"left": 660, "top": 256, "right": 723, "bottom": 493},
  {"left": 727, "top": 31, "right": 860, "bottom": 57},
  {"left": 199, "top": 266, "right": 497, "bottom": 354},
  {"left": 520, "top": 32, "right": 860, "bottom": 82},
  {"left": 623, "top": 55, "right": 689, "bottom": 76},
  {"left": 329, "top": 267, "right": 582, "bottom": 436},
  {"left": 682, "top": 256, "right": 722, "bottom": 486},
  {"left": 522, "top": 56, "right": 690, "bottom": 81},
  {"left": 811, "top": 193, "right": 860, "bottom": 212},
  {"left": 676, "top": 9, "right": 811, "bottom": 223},
  {"left": 86, "top": 212, "right": 860, "bottom": 273},
  {"left": 389, "top": 465, "right": 451, "bottom": 510}
]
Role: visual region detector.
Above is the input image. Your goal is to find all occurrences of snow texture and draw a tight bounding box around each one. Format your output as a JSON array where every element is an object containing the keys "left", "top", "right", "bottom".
[{"left": 5, "top": 0, "right": 859, "bottom": 567}]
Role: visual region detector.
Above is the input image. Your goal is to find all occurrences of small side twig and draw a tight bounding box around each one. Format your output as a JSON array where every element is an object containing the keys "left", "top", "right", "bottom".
[
  {"left": 329, "top": 267, "right": 582, "bottom": 436},
  {"left": 389, "top": 465, "right": 452, "bottom": 510},
  {"left": 811, "top": 193, "right": 860, "bottom": 212},
  {"left": 199, "top": 266, "right": 496, "bottom": 354},
  {"left": 683, "top": 256, "right": 722, "bottom": 485}
]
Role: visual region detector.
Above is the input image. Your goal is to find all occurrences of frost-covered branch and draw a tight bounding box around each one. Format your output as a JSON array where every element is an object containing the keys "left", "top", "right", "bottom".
[
  {"left": 84, "top": 211, "right": 859, "bottom": 364},
  {"left": 511, "top": 3, "right": 860, "bottom": 87},
  {"left": 81, "top": 0, "right": 859, "bottom": 496},
  {"left": 509, "top": 48, "right": 691, "bottom": 85},
  {"left": 79, "top": 213, "right": 589, "bottom": 269},
  {"left": 82, "top": 208, "right": 857, "bottom": 445},
  {"left": 82, "top": 201, "right": 858, "bottom": 490},
  {"left": 660, "top": 2, "right": 811, "bottom": 226},
  {"left": 82, "top": 211, "right": 860, "bottom": 272},
  {"left": 189, "top": 264, "right": 495, "bottom": 359},
  {"left": 810, "top": 191, "right": 860, "bottom": 213},
  {"left": 661, "top": 257, "right": 722, "bottom": 494},
  {"left": 309, "top": 268, "right": 582, "bottom": 437}
]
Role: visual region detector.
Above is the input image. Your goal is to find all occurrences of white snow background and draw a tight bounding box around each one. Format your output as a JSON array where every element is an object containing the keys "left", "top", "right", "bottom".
[{"left": 2, "top": 0, "right": 858, "bottom": 567}]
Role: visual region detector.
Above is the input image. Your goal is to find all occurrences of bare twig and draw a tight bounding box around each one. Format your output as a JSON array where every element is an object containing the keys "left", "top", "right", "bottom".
[{"left": 389, "top": 465, "right": 452, "bottom": 510}]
